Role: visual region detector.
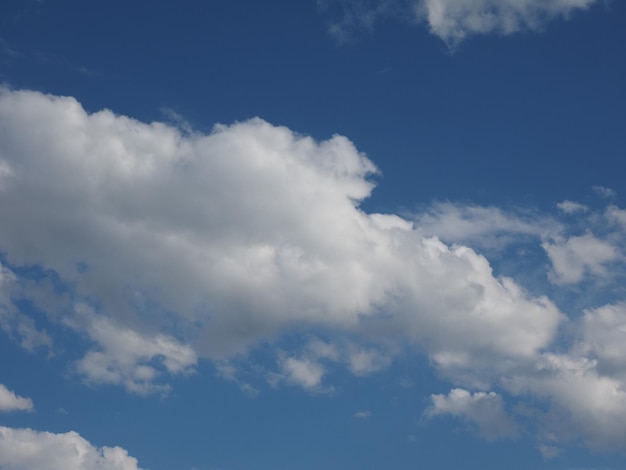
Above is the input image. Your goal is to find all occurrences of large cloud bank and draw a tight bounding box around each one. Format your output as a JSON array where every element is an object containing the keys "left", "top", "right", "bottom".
[{"left": 0, "top": 89, "right": 625, "bottom": 452}]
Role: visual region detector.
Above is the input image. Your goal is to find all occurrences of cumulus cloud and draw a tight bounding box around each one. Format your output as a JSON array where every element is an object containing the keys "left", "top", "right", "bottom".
[
  {"left": 4, "top": 88, "right": 626, "bottom": 451},
  {"left": 278, "top": 356, "right": 326, "bottom": 390},
  {"left": 577, "top": 303, "right": 626, "bottom": 380},
  {"left": 426, "top": 388, "right": 518, "bottom": 440},
  {"left": 0, "top": 384, "right": 34, "bottom": 412},
  {"left": 0, "top": 426, "right": 144, "bottom": 470},
  {"left": 0, "top": 88, "right": 562, "bottom": 366}
]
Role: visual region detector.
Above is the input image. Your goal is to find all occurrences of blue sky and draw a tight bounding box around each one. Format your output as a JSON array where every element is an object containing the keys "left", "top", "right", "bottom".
[{"left": 0, "top": 1, "right": 625, "bottom": 469}]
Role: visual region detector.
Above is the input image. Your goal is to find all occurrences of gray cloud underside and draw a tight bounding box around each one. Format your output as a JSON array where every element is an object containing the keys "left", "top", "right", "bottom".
[{"left": 0, "top": 89, "right": 625, "bottom": 452}]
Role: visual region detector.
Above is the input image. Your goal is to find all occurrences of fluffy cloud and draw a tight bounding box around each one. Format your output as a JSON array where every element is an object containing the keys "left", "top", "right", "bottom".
[
  {"left": 68, "top": 304, "right": 197, "bottom": 395},
  {"left": 0, "top": 88, "right": 562, "bottom": 367},
  {"left": 279, "top": 356, "right": 326, "bottom": 390},
  {"left": 578, "top": 303, "right": 626, "bottom": 380},
  {"left": 0, "top": 384, "right": 33, "bottom": 412},
  {"left": 503, "top": 353, "right": 626, "bottom": 451},
  {"left": 3, "top": 88, "right": 626, "bottom": 451},
  {"left": 0, "top": 426, "right": 144, "bottom": 470},
  {"left": 543, "top": 234, "right": 619, "bottom": 285},
  {"left": 426, "top": 388, "right": 518, "bottom": 440}
]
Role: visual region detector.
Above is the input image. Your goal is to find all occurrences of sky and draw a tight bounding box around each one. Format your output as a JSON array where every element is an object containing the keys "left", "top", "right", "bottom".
[{"left": 0, "top": 0, "right": 625, "bottom": 469}]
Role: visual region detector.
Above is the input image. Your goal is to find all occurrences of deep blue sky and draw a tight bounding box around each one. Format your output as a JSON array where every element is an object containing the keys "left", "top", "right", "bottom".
[{"left": 1, "top": 1, "right": 625, "bottom": 469}]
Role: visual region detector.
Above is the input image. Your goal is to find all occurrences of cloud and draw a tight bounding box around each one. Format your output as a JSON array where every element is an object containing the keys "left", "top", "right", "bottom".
[
  {"left": 279, "top": 356, "right": 326, "bottom": 390},
  {"left": 0, "top": 426, "right": 144, "bottom": 470},
  {"left": 68, "top": 303, "right": 197, "bottom": 395},
  {"left": 352, "top": 410, "right": 373, "bottom": 419},
  {"left": 0, "top": 263, "right": 54, "bottom": 352},
  {"left": 413, "top": 202, "right": 557, "bottom": 250},
  {"left": 346, "top": 347, "right": 391, "bottom": 376},
  {"left": 0, "top": 88, "right": 562, "bottom": 366},
  {"left": 503, "top": 353, "right": 626, "bottom": 451},
  {"left": 543, "top": 234, "right": 619, "bottom": 285},
  {"left": 537, "top": 444, "right": 563, "bottom": 459},
  {"left": 426, "top": 388, "right": 518, "bottom": 440},
  {"left": 578, "top": 303, "right": 626, "bottom": 380},
  {"left": 0, "top": 384, "right": 34, "bottom": 412},
  {"left": 320, "top": 0, "right": 600, "bottom": 46},
  {"left": 416, "top": 0, "right": 599, "bottom": 46},
  {"left": 593, "top": 185, "right": 617, "bottom": 199},
  {"left": 557, "top": 200, "right": 589, "bottom": 214},
  {"left": 5, "top": 89, "right": 626, "bottom": 451}
]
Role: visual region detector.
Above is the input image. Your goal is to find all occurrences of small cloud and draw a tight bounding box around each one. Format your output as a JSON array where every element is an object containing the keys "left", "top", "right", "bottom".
[
  {"left": 557, "top": 200, "right": 588, "bottom": 214},
  {"left": 352, "top": 410, "right": 372, "bottom": 419},
  {"left": 281, "top": 356, "right": 325, "bottom": 390},
  {"left": 593, "top": 186, "right": 617, "bottom": 199},
  {"left": 347, "top": 348, "right": 391, "bottom": 376},
  {"left": 0, "top": 384, "right": 34, "bottom": 413},
  {"left": 537, "top": 444, "right": 563, "bottom": 459},
  {"left": 542, "top": 234, "right": 618, "bottom": 285},
  {"left": 426, "top": 388, "right": 518, "bottom": 441}
]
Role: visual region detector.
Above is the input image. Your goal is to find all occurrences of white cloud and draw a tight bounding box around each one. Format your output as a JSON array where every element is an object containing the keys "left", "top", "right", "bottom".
[
  {"left": 543, "top": 234, "right": 619, "bottom": 285},
  {"left": 606, "top": 205, "right": 626, "bottom": 229},
  {"left": 279, "top": 356, "right": 326, "bottom": 390},
  {"left": 0, "top": 426, "right": 144, "bottom": 470},
  {"left": 0, "top": 384, "right": 34, "bottom": 412},
  {"left": 305, "top": 339, "right": 341, "bottom": 362},
  {"left": 503, "top": 353, "right": 626, "bottom": 451},
  {"left": 69, "top": 303, "right": 197, "bottom": 395},
  {"left": 0, "top": 89, "right": 562, "bottom": 370},
  {"left": 426, "top": 388, "right": 518, "bottom": 440},
  {"left": 320, "top": 0, "right": 600, "bottom": 46},
  {"left": 352, "top": 410, "right": 372, "bottom": 419},
  {"left": 8, "top": 89, "right": 626, "bottom": 451},
  {"left": 416, "top": 0, "right": 599, "bottom": 46},
  {"left": 557, "top": 200, "right": 588, "bottom": 214},
  {"left": 413, "top": 202, "right": 557, "bottom": 250},
  {"left": 578, "top": 303, "right": 626, "bottom": 379},
  {"left": 347, "top": 347, "right": 391, "bottom": 376}
]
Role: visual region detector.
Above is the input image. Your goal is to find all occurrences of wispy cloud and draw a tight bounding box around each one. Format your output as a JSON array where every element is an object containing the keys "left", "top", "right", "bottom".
[{"left": 320, "top": 0, "right": 602, "bottom": 47}]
